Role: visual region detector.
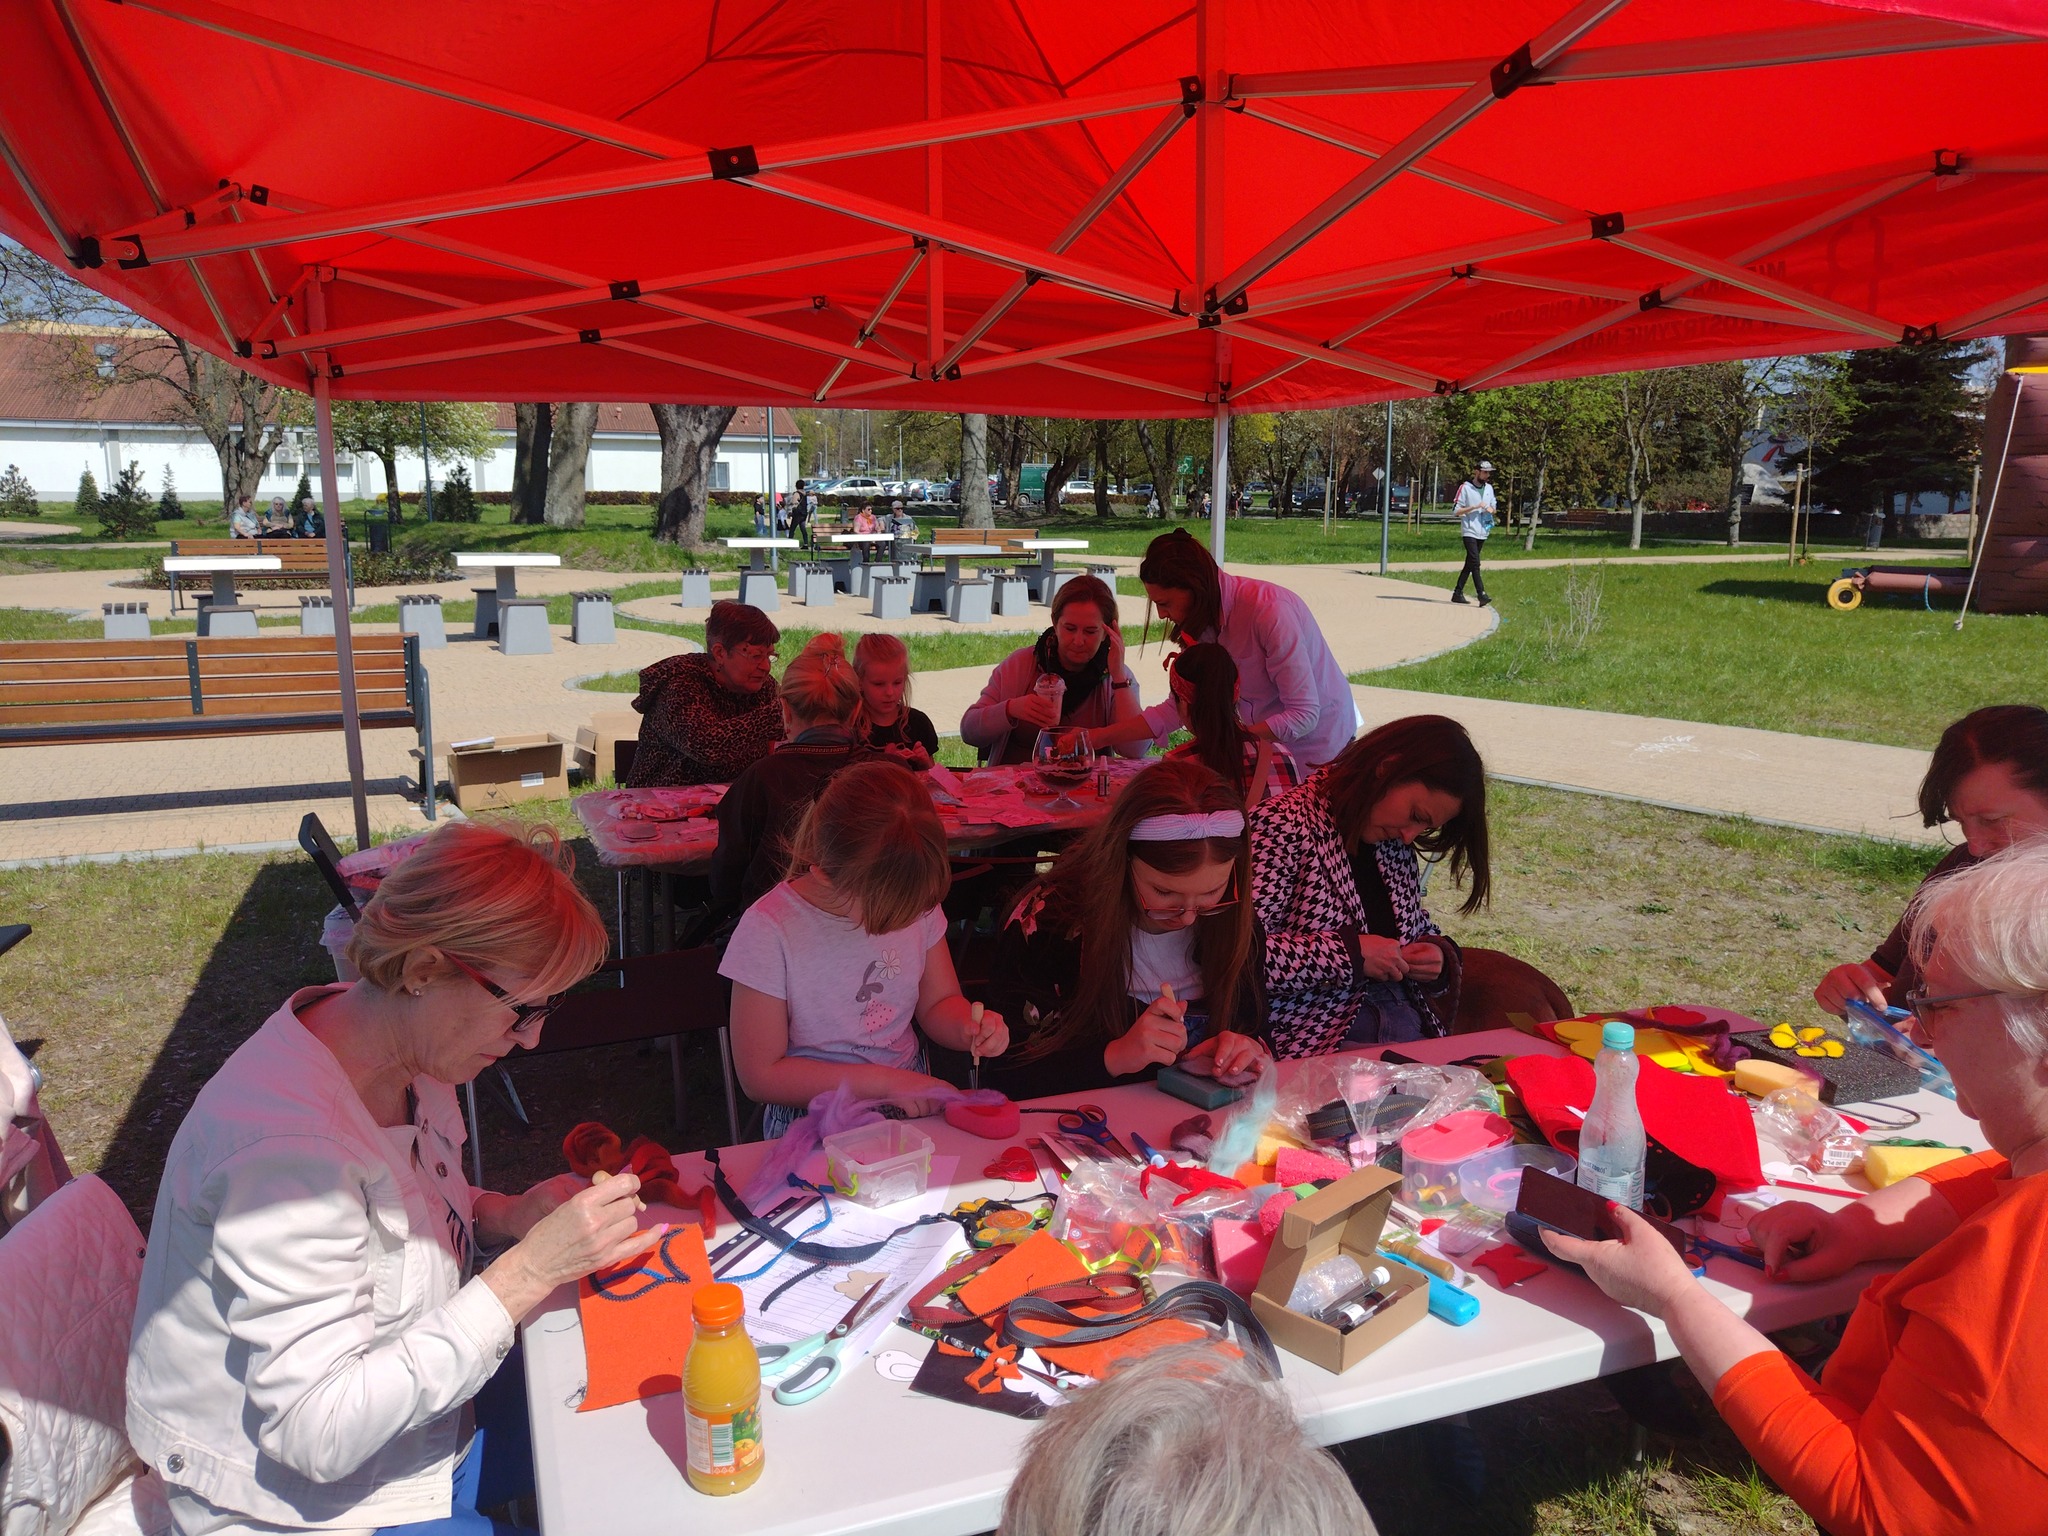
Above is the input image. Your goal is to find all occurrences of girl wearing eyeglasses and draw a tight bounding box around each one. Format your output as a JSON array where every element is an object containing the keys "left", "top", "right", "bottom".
[
  {"left": 1251, "top": 714, "right": 1491, "bottom": 1057},
  {"left": 982, "top": 758, "right": 1273, "bottom": 1101},
  {"left": 129, "top": 823, "right": 637, "bottom": 1536}
]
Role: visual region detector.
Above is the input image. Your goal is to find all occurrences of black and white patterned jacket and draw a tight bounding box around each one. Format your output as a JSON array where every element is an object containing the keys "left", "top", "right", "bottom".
[{"left": 1250, "top": 769, "right": 1461, "bottom": 1057}]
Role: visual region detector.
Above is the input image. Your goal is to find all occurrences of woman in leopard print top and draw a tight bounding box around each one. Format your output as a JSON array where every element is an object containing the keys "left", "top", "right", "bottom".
[
  {"left": 626, "top": 601, "right": 783, "bottom": 787},
  {"left": 1250, "top": 715, "right": 1491, "bottom": 1056}
]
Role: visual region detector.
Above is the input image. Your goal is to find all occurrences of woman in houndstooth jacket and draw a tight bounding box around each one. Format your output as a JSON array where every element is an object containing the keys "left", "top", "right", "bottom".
[{"left": 1250, "top": 716, "right": 1491, "bottom": 1057}]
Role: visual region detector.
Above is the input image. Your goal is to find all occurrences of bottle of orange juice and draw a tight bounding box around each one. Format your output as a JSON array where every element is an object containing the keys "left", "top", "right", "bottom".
[{"left": 683, "top": 1282, "right": 764, "bottom": 1495}]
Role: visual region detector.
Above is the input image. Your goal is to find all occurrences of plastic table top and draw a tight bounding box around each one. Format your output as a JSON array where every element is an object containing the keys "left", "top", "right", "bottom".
[
  {"left": 722, "top": 537, "right": 802, "bottom": 548},
  {"left": 453, "top": 552, "right": 562, "bottom": 567},
  {"left": 827, "top": 532, "right": 897, "bottom": 543},
  {"left": 909, "top": 542, "right": 1008, "bottom": 557},
  {"left": 161, "top": 554, "right": 281, "bottom": 571},
  {"left": 1007, "top": 538, "right": 1091, "bottom": 551},
  {"left": 522, "top": 1029, "right": 1972, "bottom": 1536}
]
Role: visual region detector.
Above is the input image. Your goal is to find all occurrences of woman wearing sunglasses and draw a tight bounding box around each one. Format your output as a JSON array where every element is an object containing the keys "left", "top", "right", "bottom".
[
  {"left": 1549, "top": 840, "right": 2048, "bottom": 1536},
  {"left": 982, "top": 759, "right": 1272, "bottom": 1101},
  {"left": 129, "top": 822, "right": 638, "bottom": 1536}
]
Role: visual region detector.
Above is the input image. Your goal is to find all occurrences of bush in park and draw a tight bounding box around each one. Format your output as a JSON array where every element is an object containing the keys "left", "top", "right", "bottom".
[
  {"left": 0, "top": 465, "right": 37, "bottom": 519},
  {"left": 157, "top": 467, "right": 184, "bottom": 523},
  {"left": 99, "top": 460, "right": 157, "bottom": 538},
  {"left": 292, "top": 470, "right": 313, "bottom": 511},
  {"left": 74, "top": 467, "right": 102, "bottom": 525},
  {"left": 439, "top": 462, "right": 480, "bottom": 522}
]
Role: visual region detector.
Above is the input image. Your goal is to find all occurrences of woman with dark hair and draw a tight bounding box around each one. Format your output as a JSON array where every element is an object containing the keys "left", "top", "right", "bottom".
[
  {"left": 1136, "top": 529, "right": 1358, "bottom": 769},
  {"left": 1251, "top": 715, "right": 1490, "bottom": 1056},
  {"left": 984, "top": 758, "right": 1272, "bottom": 1100},
  {"left": 1816, "top": 703, "right": 2048, "bottom": 1017},
  {"left": 960, "top": 574, "right": 1147, "bottom": 766},
  {"left": 1077, "top": 643, "right": 1300, "bottom": 804},
  {"left": 625, "top": 600, "right": 782, "bottom": 787}
]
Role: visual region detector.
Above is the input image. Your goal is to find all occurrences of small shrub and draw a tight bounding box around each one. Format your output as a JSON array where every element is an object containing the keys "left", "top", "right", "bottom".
[
  {"left": 439, "top": 463, "right": 480, "bottom": 523},
  {"left": 156, "top": 466, "right": 183, "bottom": 523},
  {"left": 353, "top": 522, "right": 462, "bottom": 585},
  {"left": 75, "top": 468, "right": 102, "bottom": 526},
  {"left": 99, "top": 461, "right": 156, "bottom": 538},
  {"left": 0, "top": 464, "right": 37, "bottom": 519},
  {"left": 292, "top": 471, "right": 313, "bottom": 511}
]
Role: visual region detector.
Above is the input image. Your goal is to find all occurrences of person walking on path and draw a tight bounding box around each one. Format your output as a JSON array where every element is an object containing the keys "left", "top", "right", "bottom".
[{"left": 1451, "top": 461, "right": 1496, "bottom": 606}]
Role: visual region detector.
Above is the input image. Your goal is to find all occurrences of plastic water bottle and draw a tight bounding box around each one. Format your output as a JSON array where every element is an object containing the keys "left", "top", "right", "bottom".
[{"left": 1576, "top": 1021, "right": 1646, "bottom": 1210}]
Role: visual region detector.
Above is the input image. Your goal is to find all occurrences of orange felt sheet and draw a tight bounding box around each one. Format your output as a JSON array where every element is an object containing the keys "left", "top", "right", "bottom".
[{"left": 575, "top": 1224, "right": 711, "bottom": 1411}]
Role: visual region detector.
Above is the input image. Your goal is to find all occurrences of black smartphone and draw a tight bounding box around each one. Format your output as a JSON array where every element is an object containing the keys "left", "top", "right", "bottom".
[{"left": 1515, "top": 1167, "right": 1689, "bottom": 1256}]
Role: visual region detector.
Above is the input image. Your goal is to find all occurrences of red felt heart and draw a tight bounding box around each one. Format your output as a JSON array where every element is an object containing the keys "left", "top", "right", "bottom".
[{"left": 985, "top": 1146, "right": 1039, "bottom": 1183}]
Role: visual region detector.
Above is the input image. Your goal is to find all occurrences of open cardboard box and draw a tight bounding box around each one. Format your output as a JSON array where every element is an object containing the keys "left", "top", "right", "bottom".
[
  {"left": 447, "top": 733, "right": 570, "bottom": 810},
  {"left": 1249, "top": 1166, "right": 1430, "bottom": 1373},
  {"left": 573, "top": 710, "right": 640, "bottom": 784}
]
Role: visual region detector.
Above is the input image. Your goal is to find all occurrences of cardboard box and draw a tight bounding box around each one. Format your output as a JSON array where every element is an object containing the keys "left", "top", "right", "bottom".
[
  {"left": 573, "top": 710, "right": 640, "bottom": 784},
  {"left": 1249, "top": 1166, "right": 1430, "bottom": 1373},
  {"left": 447, "top": 733, "right": 570, "bottom": 810}
]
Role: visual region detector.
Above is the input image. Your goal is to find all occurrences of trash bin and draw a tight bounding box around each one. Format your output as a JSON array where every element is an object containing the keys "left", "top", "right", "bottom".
[{"left": 367, "top": 516, "right": 392, "bottom": 554}]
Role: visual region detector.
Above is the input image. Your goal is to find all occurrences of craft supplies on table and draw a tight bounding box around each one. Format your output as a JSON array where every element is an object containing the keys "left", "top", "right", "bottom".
[
  {"left": 1249, "top": 1166, "right": 1431, "bottom": 1370},
  {"left": 1457, "top": 1143, "right": 1576, "bottom": 1214},
  {"left": 823, "top": 1122, "right": 934, "bottom": 1208},
  {"left": 759, "top": 1277, "right": 893, "bottom": 1405},
  {"left": 1398, "top": 1109, "right": 1513, "bottom": 1213}
]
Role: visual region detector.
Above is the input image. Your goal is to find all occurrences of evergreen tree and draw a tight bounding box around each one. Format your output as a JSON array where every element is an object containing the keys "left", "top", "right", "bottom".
[
  {"left": 75, "top": 467, "right": 102, "bottom": 525},
  {"left": 1816, "top": 340, "right": 1986, "bottom": 515},
  {"left": 157, "top": 466, "right": 184, "bottom": 523},
  {"left": 440, "top": 462, "right": 480, "bottom": 522},
  {"left": 292, "top": 471, "right": 313, "bottom": 513},
  {"left": 0, "top": 464, "right": 37, "bottom": 519},
  {"left": 100, "top": 460, "right": 156, "bottom": 537}
]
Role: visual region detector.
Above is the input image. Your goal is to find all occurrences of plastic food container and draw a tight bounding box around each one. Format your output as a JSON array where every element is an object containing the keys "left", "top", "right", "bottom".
[
  {"left": 1399, "top": 1110, "right": 1513, "bottom": 1213},
  {"left": 1457, "top": 1143, "right": 1577, "bottom": 1214},
  {"left": 822, "top": 1122, "right": 934, "bottom": 1208}
]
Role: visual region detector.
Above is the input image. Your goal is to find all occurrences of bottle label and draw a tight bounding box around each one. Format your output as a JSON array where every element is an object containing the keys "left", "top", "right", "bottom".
[
  {"left": 685, "top": 1399, "right": 763, "bottom": 1478},
  {"left": 1582, "top": 1168, "right": 1638, "bottom": 1204}
]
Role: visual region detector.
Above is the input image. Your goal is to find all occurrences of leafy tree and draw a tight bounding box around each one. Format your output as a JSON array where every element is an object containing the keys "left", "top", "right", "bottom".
[
  {"left": 544, "top": 402, "right": 599, "bottom": 528},
  {"left": 0, "top": 464, "right": 37, "bottom": 519},
  {"left": 99, "top": 460, "right": 155, "bottom": 537},
  {"left": 1814, "top": 340, "right": 1985, "bottom": 518},
  {"left": 326, "top": 400, "right": 499, "bottom": 522},
  {"left": 156, "top": 466, "right": 183, "bottom": 523},
  {"left": 1676, "top": 360, "right": 1786, "bottom": 545},
  {"left": 74, "top": 467, "right": 102, "bottom": 525},
  {"left": 439, "top": 462, "right": 480, "bottom": 523}
]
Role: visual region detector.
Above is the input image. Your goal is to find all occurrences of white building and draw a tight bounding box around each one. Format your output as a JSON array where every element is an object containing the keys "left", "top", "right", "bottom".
[{"left": 0, "top": 326, "right": 799, "bottom": 503}]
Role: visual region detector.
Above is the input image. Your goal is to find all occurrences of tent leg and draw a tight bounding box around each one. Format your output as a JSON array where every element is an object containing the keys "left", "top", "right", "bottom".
[
  {"left": 309, "top": 281, "right": 372, "bottom": 850},
  {"left": 1210, "top": 403, "right": 1230, "bottom": 565}
]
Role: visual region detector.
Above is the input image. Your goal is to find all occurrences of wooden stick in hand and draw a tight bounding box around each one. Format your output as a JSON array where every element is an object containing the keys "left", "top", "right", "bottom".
[
  {"left": 591, "top": 1168, "right": 646, "bottom": 1212},
  {"left": 970, "top": 1001, "right": 985, "bottom": 1089}
]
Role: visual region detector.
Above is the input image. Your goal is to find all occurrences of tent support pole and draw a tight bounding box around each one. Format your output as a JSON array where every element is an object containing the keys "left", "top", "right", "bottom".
[
  {"left": 1210, "top": 402, "right": 1230, "bottom": 566},
  {"left": 1954, "top": 373, "right": 2024, "bottom": 632},
  {"left": 1380, "top": 402, "right": 1394, "bottom": 576},
  {"left": 307, "top": 281, "right": 373, "bottom": 848}
]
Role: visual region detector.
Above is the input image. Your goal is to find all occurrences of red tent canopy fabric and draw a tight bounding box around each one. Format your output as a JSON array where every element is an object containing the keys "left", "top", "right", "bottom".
[{"left": 3, "top": 0, "right": 2045, "bottom": 416}]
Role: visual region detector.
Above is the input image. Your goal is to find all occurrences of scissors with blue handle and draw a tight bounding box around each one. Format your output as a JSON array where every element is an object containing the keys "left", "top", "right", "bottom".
[
  {"left": 1046, "top": 1103, "right": 1138, "bottom": 1164},
  {"left": 758, "top": 1277, "right": 890, "bottom": 1406}
]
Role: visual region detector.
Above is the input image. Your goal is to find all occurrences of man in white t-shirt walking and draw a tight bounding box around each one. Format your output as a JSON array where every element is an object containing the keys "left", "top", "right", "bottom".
[{"left": 1451, "top": 460, "right": 1496, "bottom": 606}]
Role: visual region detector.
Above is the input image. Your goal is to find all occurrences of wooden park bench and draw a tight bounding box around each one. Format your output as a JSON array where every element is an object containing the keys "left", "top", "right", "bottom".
[
  {"left": 0, "top": 633, "right": 437, "bottom": 818},
  {"left": 1557, "top": 509, "right": 1609, "bottom": 531},
  {"left": 165, "top": 537, "right": 353, "bottom": 611},
  {"left": 932, "top": 527, "right": 1032, "bottom": 554}
]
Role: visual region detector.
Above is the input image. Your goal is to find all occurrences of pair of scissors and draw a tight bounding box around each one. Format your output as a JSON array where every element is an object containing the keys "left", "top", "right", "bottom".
[
  {"left": 1044, "top": 1103, "right": 1138, "bottom": 1165},
  {"left": 757, "top": 1277, "right": 891, "bottom": 1405}
]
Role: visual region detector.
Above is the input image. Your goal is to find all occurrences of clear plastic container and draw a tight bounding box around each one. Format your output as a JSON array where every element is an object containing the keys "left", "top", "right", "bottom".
[
  {"left": 1399, "top": 1109, "right": 1512, "bottom": 1213},
  {"left": 822, "top": 1122, "right": 934, "bottom": 1208},
  {"left": 1457, "top": 1143, "right": 1577, "bottom": 1214}
]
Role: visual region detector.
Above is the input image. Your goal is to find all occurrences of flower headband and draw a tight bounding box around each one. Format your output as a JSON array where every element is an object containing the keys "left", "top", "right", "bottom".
[{"left": 1130, "top": 810, "right": 1246, "bottom": 842}]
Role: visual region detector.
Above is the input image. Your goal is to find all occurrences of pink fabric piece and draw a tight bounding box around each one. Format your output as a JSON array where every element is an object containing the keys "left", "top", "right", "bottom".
[
  {"left": 1257, "top": 1190, "right": 1298, "bottom": 1239},
  {"left": 1274, "top": 1147, "right": 1352, "bottom": 1187},
  {"left": 945, "top": 1097, "right": 1021, "bottom": 1140},
  {"left": 1211, "top": 1217, "right": 1275, "bottom": 1298}
]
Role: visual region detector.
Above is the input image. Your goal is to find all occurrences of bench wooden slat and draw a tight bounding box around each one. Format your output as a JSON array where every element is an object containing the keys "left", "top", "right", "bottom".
[
  {"left": 0, "top": 635, "right": 400, "bottom": 662},
  {"left": 0, "top": 709, "right": 418, "bottom": 748},
  {"left": 0, "top": 667, "right": 409, "bottom": 706},
  {"left": 2, "top": 687, "right": 412, "bottom": 728}
]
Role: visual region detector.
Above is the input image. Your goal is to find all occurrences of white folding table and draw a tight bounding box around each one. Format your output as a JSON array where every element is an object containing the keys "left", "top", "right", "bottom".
[
  {"left": 723, "top": 538, "right": 801, "bottom": 610},
  {"left": 523, "top": 1028, "right": 1967, "bottom": 1536},
  {"left": 162, "top": 554, "right": 281, "bottom": 609},
  {"left": 454, "top": 552, "right": 562, "bottom": 635}
]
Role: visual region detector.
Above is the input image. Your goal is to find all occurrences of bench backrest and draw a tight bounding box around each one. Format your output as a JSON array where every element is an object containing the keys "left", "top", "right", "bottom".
[
  {"left": 934, "top": 528, "right": 1030, "bottom": 553},
  {"left": 169, "top": 538, "right": 338, "bottom": 573},
  {"left": 0, "top": 634, "right": 418, "bottom": 738}
]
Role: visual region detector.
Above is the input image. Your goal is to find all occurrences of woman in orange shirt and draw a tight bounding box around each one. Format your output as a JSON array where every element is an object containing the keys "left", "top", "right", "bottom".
[{"left": 1546, "top": 840, "right": 2048, "bottom": 1536}]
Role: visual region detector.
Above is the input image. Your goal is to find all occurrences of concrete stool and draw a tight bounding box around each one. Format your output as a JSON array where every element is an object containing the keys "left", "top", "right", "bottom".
[
  {"left": 914, "top": 569, "right": 951, "bottom": 613},
  {"left": 472, "top": 587, "right": 500, "bottom": 638},
  {"left": 497, "top": 597, "right": 553, "bottom": 655},
  {"left": 1087, "top": 564, "right": 1120, "bottom": 591},
  {"left": 787, "top": 560, "right": 814, "bottom": 597},
  {"left": 299, "top": 595, "right": 335, "bottom": 638},
  {"left": 870, "top": 575, "right": 912, "bottom": 620},
  {"left": 571, "top": 590, "right": 615, "bottom": 645},
  {"left": 1045, "top": 568, "right": 1081, "bottom": 604},
  {"left": 801, "top": 566, "right": 837, "bottom": 606},
  {"left": 948, "top": 578, "right": 994, "bottom": 624},
  {"left": 196, "top": 601, "right": 257, "bottom": 638},
  {"left": 397, "top": 593, "right": 445, "bottom": 649},
  {"left": 102, "top": 602, "right": 151, "bottom": 640},
  {"left": 736, "top": 569, "right": 780, "bottom": 612},
  {"left": 992, "top": 574, "right": 1031, "bottom": 618},
  {"left": 678, "top": 568, "right": 713, "bottom": 608},
  {"left": 820, "top": 555, "right": 854, "bottom": 593}
]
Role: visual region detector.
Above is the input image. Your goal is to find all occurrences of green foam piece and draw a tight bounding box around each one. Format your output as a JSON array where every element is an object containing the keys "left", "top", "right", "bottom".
[{"left": 1156, "top": 1064, "right": 1244, "bottom": 1110}]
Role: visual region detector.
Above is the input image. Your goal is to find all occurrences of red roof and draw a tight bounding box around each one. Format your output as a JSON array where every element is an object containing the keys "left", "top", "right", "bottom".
[{"left": 3, "top": 4, "right": 2046, "bottom": 417}]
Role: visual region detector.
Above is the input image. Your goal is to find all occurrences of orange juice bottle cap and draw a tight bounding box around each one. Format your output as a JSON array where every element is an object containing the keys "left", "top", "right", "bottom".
[{"left": 693, "top": 1282, "right": 745, "bottom": 1329}]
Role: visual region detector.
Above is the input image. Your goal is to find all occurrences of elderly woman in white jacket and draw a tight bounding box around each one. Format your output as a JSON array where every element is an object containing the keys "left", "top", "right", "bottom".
[{"left": 128, "top": 822, "right": 644, "bottom": 1536}]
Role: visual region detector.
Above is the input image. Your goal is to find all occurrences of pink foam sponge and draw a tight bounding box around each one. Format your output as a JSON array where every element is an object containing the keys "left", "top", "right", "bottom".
[
  {"left": 944, "top": 1096, "right": 1020, "bottom": 1140},
  {"left": 1211, "top": 1218, "right": 1276, "bottom": 1297},
  {"left": 1274, "top": 1147, "right": 1352, "bottom": 1188},
  {"left": 1256, "top": 1190, "right": 1298, "bottom": 1239}
]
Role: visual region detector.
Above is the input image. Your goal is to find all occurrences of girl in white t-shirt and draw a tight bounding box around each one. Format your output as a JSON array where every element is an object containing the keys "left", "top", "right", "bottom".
[{"left": 721, "top": 759, "right": 1008, "bottom": 1136}]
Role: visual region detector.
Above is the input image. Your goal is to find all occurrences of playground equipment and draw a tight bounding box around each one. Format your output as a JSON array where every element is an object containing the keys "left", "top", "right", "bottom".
[{"left": 1829, "top": 335, "right": 2048, "bottom": 620}]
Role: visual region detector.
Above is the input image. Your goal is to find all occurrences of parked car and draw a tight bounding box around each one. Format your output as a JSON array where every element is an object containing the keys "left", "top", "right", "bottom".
[
  {"left": 1058, "top": 479, "right": 1094, "bottom": 502},
  {"left": 835, "top": 476, "right": 885, "bottom": 497}
]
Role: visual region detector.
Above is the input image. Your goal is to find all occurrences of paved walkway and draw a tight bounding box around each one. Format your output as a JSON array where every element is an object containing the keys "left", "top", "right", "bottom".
[{"left": 0, "top": 521, "right": 81, "bottom": 540}]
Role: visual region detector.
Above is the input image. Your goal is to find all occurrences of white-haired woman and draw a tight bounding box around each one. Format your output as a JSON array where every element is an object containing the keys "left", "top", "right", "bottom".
[
  {"left": 1546, "top": 840, "right": 2048, "bottom": 1536},
  {"left": 999, "top": 1344, "right": 1375, "bottom": 1536},
  {"left": 129, "top": 822, "right": 643, "bottom": 1536}
]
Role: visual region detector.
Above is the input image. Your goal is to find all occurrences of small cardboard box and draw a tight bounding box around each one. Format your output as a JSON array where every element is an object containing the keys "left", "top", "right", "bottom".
[
  {"left": 1249, "top": 1166, "right": 1430, "bottom": 1373},
  {"left": 447, "top": 733, "right": 570, "bottom": 810},
  {"left": 573, "top": 710, "right": 640, "bottom": 784}
]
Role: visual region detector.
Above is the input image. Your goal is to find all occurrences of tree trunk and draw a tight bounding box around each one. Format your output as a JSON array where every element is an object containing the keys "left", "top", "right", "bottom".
[
  {"left": 1726, "top": 445, "right": 1745, "bottom": 546},
  {"left": 1092, "top": 422, "right": 1114, "bottom": 519},
  {"left": 1043, "top": 451, "right": 1080, "bottom": 516},
  {"left": 545, "top": 401, "right": 598, "bottom": 528},
  {"left": 511, "top": 403, "right": 551, "bottom": 524},
  {"left": 649, "top": 403, "right": 735, "bottom": 548},
  {"left": 1135, "top": 421, "right": 1174, "bottom": 517},
  {"left": 959, "top": 414, "right": 994, "bottom": 529},
  {"left": 378, "top": 448, "right": 403, "bottom": 522},
  {"left": 1522, "top": 459, "right": 1548, "bottom": 551},
  {"left": 1003, "top": 421, "right": 1027, "bottom": 510}
]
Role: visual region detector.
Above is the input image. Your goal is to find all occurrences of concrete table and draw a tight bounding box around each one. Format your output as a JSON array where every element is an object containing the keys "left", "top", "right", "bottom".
[
  {"left": 454, "top": 552, "right": 562, "bottom": 637},
  {"left": 164, "top": 554, "right": 281, "bottom": 636},
  {"left": 908, "top": 542, "right": 1008, "bottom": 616},
  {"left": 828, "top": 530, "right": 896, "bottom": 597},
  {"left": 1008, "top": 537, "right": 1090, "bottom": 602},
  {"left": 723, "top": 538, "right": 800, "bottom": 611}
]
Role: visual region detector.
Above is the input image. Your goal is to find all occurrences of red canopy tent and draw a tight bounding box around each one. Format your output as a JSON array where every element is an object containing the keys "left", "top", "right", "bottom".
[{"left": 3, "top": 0, "right": 2045, "bottom": 836}]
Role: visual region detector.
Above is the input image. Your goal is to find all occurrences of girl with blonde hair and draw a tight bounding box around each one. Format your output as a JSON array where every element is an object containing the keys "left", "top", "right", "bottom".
[
  {"left": 722, "top": 760, "right": 1008, "bottom": 1136},
  {"left": 853, "top": 631, "right": 940, "bottom": 762}
]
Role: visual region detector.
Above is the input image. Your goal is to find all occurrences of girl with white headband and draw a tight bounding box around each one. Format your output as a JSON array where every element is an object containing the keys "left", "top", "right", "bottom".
[{"left": 982, "top": 759, "right": 1273, "bottom": 1100}]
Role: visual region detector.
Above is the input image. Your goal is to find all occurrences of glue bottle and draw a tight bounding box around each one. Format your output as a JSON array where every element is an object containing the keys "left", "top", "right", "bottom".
[
  {"left": 683, "top": 1282, "right": 764, "bottom": 1496},
  {"left": 1577, "top": 1021, "right": 1646, "bottom": 1211}
]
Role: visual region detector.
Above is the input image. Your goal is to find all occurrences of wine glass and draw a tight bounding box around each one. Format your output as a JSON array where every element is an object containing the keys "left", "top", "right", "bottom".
[{"left": 1032, "top": 728, "right": 1095, "bottom": 811}]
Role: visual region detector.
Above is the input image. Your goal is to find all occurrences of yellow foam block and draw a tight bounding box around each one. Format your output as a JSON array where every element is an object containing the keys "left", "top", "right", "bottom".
[
  {"left": 1253, "top": 1131, "right": 1304, "bottom": 1166},
  {"left": 1732, "top": 1059, "right": 1816, "bottom": 1098},
  {"left": 1862, "top": 1144, "right": 1969, "bottom": 1188}
]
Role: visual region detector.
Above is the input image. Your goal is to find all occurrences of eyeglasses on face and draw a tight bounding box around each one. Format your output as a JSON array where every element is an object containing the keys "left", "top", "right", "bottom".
[
  {"left": 1901, "top": 985, "right": 2011, "bottom": 1034},
  {"left": 442, "top": 954, "right": 562, "bottom": 1036}
]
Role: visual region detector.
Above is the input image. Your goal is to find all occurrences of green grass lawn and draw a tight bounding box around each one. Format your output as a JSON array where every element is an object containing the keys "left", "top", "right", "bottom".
[{"left": 1363, "top": 560, "right": 2044, "bottom": 751}]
